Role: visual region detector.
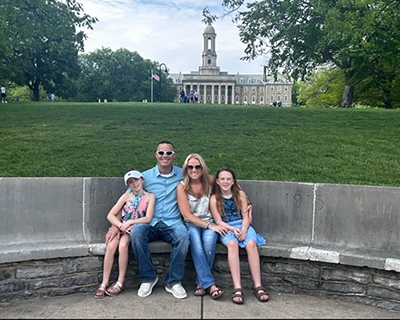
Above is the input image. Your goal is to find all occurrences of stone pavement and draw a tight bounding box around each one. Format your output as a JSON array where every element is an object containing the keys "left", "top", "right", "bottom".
[{"left": 1, "top": 286, "right": 399, "bottom": 319}]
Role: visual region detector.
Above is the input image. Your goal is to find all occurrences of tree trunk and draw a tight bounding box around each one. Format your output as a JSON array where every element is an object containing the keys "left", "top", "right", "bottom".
[
  {"left": 340, "top": 83, "right": 355, "bottom": 108},
  {"left": 382, "top": 86, "right": 393, "bottom": 109},
  {"left": 32, "top": 79, "right": 41, "bottom": 101}
]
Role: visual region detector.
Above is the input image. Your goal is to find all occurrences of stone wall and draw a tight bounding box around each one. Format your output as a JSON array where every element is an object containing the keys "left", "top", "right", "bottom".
[
  {"left": 2, "top": 245, "right": 400, "bottom": 311},
  {"left": 1, "top": 177, "right": 400, "bottom": 310}
]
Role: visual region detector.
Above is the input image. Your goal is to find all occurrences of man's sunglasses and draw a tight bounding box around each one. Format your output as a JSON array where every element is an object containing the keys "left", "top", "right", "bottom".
[
  {"left": 187, "top": 165, "right": 203, "bottom": 171},
  {"left": 156, "top": 150, "right": 175, "bottom": 156}
]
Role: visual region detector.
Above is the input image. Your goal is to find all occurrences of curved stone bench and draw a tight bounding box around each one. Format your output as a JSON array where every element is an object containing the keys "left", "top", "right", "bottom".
[{"left": 1, "top": 177, "right": 400, "bottom": 310}]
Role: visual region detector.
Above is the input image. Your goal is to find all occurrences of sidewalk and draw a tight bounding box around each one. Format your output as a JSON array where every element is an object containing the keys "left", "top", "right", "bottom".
[{"left": 1, "top": 286, "right": 399, "bottom": 319}]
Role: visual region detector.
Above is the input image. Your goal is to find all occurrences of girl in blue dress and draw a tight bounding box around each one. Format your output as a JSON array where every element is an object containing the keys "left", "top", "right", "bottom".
[{"left": 210, "top": 167, "right": 269, "bottom": 304}]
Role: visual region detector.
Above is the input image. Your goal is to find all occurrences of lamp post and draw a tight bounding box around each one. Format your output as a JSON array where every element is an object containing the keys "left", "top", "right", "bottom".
[{"left": 158, "top": 63, "right": 168, "bottom": 102}]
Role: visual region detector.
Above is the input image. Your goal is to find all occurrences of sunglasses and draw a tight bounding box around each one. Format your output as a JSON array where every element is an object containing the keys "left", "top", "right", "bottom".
[
  {"left": 156, "top": 150, "right": 175, "bottom": 156},
  {"left": 187, "top": 165, "right": 203, "bottom": 171}
]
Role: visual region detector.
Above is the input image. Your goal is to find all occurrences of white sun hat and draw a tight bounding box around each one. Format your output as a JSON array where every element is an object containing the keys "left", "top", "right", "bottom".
[{"left": 124, "top": 170, "right": 143, "bottom": 186}]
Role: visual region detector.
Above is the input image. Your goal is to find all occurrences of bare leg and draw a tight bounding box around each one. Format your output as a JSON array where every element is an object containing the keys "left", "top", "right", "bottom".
[
  {"left": 117, "top": 234, "right": 131, "bottom": 284},
  {"left": 246, "top": 240, "right": 269, "bottom": 301},
  {"left": 227, "top": 241, "right": 243, "bottom": 304}
]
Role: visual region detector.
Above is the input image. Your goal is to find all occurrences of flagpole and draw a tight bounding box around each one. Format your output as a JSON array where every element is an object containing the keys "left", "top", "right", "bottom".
[{"left": 151, "top": 69, "right": 153, "bottom": 103}]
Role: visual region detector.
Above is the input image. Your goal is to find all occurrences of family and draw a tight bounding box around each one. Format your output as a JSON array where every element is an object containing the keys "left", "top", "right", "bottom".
[{"left": 94, "top": 140, "right": 269, "bottom": 304}]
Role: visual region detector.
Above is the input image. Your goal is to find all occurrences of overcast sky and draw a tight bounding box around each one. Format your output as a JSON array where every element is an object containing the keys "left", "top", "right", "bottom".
[{"left": 80, "top": 0, "right": 268, "bottom": 75}]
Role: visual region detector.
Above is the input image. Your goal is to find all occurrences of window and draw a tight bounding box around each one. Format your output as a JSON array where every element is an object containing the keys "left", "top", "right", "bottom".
[{"left": 248, "top": 78, "right": 252, "bottom": 83}]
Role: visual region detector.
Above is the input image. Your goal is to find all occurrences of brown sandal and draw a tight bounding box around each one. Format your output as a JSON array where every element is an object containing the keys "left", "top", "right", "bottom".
[
  {"left": 210, "top": 285, "right": 225, "bottom": 300},
  {"left": 194, "top": 286, "right": 206, "bottom": 297},
  {"left": 94, "top": 283, "right": 107, "bottom": 299},
  {"left": 254, "top": 286, "right": 269, "bottom": 302},
  {"left": 232, "top": 288, "right": 244, "bottom": 304},
  {"left": 105, "top": 281, "right": 124, "bottom": 297}
]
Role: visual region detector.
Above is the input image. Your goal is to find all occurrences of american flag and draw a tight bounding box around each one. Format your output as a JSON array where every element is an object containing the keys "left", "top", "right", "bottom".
[{"left": 152, "top": 71, "right": 160, "bottom": 82}]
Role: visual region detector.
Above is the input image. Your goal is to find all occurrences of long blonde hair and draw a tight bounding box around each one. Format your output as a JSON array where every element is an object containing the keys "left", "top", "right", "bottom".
[
  {"left": 212, "top": 167, "right": 242, "bottom": 217},
  {"left": 181, "top": 153, "right": 211, "bottom": 197}
]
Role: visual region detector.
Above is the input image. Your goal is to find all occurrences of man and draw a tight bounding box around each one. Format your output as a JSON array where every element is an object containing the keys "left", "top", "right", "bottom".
[
  {"left": 107, "top": 140, "right": 189, "bottom": 299},
  {"left": 1, "top": 85, "right": 7, "bottom": 103}
]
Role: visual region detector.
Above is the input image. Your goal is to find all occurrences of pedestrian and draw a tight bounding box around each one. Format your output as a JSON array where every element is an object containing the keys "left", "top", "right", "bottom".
[
  {"left": 189, "top": 90, "right": 194, "bottom": 103},
  {"left": 106, "top": 140, "right": 190, "bottom": 299},
  {"left": 194, "top": 90, "right": 199, "bottom": 103},
  {"left": 180, "top": 89, "right": 185, "bottom": 103},
  {"left": 177, "top": 153, "right": 226, "bottom": 299},
  {"left": 95, "top": 170, "right": 156, "bottom": 299},
  {"left": 1, "top": 85, "right": 7, "bottom": 103},
  {"left": 210, "top": 167, "right": 269, "bottom": 304}
]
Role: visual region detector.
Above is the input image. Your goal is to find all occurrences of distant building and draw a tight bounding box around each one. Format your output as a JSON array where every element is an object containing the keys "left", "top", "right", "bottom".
[{"left": 169, "top": 24, "right": 293, "bottom": 106}]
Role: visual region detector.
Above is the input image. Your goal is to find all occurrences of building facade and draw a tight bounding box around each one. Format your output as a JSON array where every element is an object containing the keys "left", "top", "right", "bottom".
[{"left": 169, "top": 24, "right": 293, "bottom": 106}]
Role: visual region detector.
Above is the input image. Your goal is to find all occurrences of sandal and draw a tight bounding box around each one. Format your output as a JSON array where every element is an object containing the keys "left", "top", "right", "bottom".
[
  {"left": 94, "top": 283, "right": 107, "bottom": 299},
  {"left": 194, "top": 286, "right": 206, "bottom": 297},
  {"left": 254, "top": 286, "right": 269, "bottom": 302},
  {"left": 105, "top": 281, "right": 124, "bottom": 297},
  {"left": 232, "top": 288, "right": 244, "bottom": 304},
  {"left": 209, "top": 285, "right": 225, "bottom": 300}
]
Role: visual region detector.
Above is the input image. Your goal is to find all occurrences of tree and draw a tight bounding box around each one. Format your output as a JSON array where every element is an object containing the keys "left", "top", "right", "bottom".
[
  {"left": 297, "top": 67, "right": 345, "bottom": 107},
  {"left": 76, "top": 48, "right": 177, "bottom": 102},
  {"left": 204, "top": 0, "right": 400, "bottom": 108},
  {"left": 0, "top": 0, "right": 97, "bottom": 101}
]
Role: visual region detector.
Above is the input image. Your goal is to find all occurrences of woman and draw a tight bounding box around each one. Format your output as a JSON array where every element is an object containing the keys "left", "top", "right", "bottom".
[{"left": 177, "top": 153, "right": 227, "bottom": 299}]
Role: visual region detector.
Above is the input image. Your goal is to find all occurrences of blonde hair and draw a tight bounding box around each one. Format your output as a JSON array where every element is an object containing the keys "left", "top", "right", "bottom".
[
  {"left": 212, "top": 167, "right": 242, "bottom": 217},
  {"left": 181, "top": 153, "right": 211, "bottom": 197}
]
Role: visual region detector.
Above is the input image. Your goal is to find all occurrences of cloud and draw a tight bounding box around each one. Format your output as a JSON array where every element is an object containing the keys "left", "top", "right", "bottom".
[{"left": 80, "top": 0, "right": 267, "bottom": 74}]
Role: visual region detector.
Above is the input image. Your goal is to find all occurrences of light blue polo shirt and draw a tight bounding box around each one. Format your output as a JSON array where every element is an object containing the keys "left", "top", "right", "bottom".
[{"left": 141, "top": 165, "right": 183, "bottom": 226}]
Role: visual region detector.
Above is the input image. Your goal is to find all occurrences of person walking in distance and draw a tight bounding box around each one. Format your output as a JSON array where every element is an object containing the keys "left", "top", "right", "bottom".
[{"left": 1, "top": 85, "right": 7, "bottom": 103}]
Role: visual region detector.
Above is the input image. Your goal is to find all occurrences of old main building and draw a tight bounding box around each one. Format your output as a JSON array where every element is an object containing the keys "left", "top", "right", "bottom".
[{"left": 169, "top": 24, "right": 293, "bottom": 106}]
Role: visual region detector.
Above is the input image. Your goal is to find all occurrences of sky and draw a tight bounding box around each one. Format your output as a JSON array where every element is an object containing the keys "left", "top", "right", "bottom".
[{"left": 79, "top": 0, "right": 268, "bottom": 75}]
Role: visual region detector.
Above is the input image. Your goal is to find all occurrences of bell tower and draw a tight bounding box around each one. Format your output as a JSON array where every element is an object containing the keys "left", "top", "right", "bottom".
[{"left": 199, "top": 24, "right": 220, "bottom": 75}]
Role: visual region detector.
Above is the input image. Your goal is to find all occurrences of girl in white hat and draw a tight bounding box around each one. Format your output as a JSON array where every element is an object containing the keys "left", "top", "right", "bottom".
[{"left": 94, "top": 170, "right": 155, "bottom": 298}]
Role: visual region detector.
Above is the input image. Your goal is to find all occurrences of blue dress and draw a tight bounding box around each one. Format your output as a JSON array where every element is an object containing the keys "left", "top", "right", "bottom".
[{"left": 219, "top": 197, "right": 266, "bottom": 248}]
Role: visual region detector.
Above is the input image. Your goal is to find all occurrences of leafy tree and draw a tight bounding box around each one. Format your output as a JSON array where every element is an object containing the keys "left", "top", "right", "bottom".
[
  {"left": 204, "top": 0, "right": 400, "bottom": 108},
  {"left": 0, "top": 0, "right": 97, "bottom": 101},
  {"left": 297, "top": 67, "right": 345, "bottom": 107},
  {"left": 76, "top": 48, "right": 176, "bottom": 102}
]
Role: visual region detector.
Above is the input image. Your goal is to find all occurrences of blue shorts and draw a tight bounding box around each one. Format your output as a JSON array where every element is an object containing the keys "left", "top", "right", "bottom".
[{"left": 219, "top": 219, "right": 266, "bottom": 248}]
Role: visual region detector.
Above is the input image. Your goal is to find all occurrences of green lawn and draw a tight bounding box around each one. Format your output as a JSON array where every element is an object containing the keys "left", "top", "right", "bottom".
[{"left": 1, "top": 101, "right": 400, "bottom": 187}]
